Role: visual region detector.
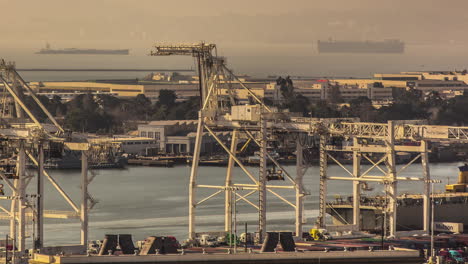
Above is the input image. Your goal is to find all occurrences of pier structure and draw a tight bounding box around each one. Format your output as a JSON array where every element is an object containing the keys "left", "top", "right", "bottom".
[
  {"left": 0, "top": 60, "right": 117, "bottom": 263},
  {"left": 316, "top": 120, "right": 468, "bottom": 236},
  {"left": 30, "top": 248, "right": 423, "bottom": 264},
  {"left": 152, "top": 43, "right": 468, "bottom": 241}
]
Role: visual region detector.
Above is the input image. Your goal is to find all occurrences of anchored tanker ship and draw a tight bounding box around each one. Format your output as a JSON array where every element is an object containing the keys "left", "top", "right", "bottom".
[
  {"left": 36, "top": 44, "right": 129, "bottom": 55},
  {"left": 317, "top": 39, "right": 405, "bottom": 54}
]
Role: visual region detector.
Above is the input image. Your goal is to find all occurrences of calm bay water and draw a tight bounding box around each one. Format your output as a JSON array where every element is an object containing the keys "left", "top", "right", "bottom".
[{"left": 0, "top": 162, "right": 460, "bottom": 246}]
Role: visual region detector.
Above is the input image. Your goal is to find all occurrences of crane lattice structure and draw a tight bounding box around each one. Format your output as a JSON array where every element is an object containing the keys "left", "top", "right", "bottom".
[
  {"left": 0, "top": 60, "right": 117, "bottom": 263},
  {"left": 152, "top": 43, "right": 468, "bottom": 242},
  {"left": 151, "top": 43, "right": 299, "bottom": 242}
]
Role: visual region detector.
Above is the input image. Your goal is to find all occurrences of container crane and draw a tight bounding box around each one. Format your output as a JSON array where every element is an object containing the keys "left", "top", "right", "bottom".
[
  {"left": 0, "top": 60, "right": 117, "bottom": 263},
  {"left": 151, "top": 43, "right": 468, "bottom": 244}
]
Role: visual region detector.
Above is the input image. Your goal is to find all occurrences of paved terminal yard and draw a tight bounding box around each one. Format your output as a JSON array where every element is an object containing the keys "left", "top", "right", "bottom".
[
  {"left": 25, "top": 233, "right": 468, "bottom": 263},
  {"left": 31, "top": 249, "right": 422, "bottom": 264},
  {"left": 28, "top": 238, "right": 427, "bottom": 264}
]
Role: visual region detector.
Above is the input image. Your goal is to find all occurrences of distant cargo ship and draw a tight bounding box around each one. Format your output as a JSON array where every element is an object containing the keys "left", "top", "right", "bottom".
[
  {"left": 317, "top": 39, "right": 405, "bottom": 54},
  {"left": 36, "top": 43, "right": 129, "bottom": 55}
]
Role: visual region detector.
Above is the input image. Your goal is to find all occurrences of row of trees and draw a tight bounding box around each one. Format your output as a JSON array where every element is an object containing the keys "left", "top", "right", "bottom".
[
  {"left": 23, "top": 79, "right": 468, "bottom": 133},
  {"left": 25, "top": 90, "right": 199, "bottom": 133},
  {"left": 274, "top": 76, "right": 468, "bottom": 125}
]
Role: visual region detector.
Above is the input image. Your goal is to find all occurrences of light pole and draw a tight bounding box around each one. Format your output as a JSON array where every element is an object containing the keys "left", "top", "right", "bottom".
[
  {"left": 229, "top": 187, "right": 239, "bottom": 252},
  {"left": 380, "top": 185, "right": 389, "bottom": 242},
  {"left": 427, "top": 179, "right": 441, "bottom": 262},
  {"left": 234, "top": 187, "right": 237, "bottom": 254}
]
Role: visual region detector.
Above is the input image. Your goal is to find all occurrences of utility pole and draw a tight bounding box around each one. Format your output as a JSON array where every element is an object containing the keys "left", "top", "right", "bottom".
[
  {"left": 427, "top": 179, "right": 441, "bottom": 262},
  {"left": 81, "top": 151, "right": 88, "bottom": 246},
  {"left": 244, "top": 222, "right": 248, "bottom": 252},
  {"left": 225, "top": 130, "right": 238, "bottom": 232},
  {"left": 258, "top": 115, "right": 267, "bottom": 242},
  {"left": 431, "top": 182, "right": 435, "bottom": 262},
  {"left": 17, "top": 141, "right": 26, "bottom": 254},
  {"left": 386, "top": 121, "right": 397, "bottom": 237},
  {"left": 352, "top": 137, "right": 361, "bottom": 230},
  {"left": 36, "top": 143, "right": 44, "bottom": 250},
  {"left": 295, "top": 138, "right": 305, "bottom": 237},
  {"left": 421, "top": 140, "right": 431, "bottom": 234},
  {"left": 234, "top": 188, "right": 237, "bottom": 254}
]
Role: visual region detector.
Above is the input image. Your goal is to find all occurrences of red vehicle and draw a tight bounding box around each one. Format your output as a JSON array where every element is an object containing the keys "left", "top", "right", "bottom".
[{"left": 165, "top": 236, "right": 180, "bottom": 249}]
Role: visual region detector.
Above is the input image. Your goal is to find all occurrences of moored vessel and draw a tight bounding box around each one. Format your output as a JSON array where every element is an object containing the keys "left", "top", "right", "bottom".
[
  {"left": 327, "top": 164, "right": 468, "bottom": 232},
  {"left": 36, "top": 43, "right": 129, "bottom": 55}
]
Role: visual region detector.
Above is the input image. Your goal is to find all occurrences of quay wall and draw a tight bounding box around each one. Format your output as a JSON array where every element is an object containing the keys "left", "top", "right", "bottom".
[{"left": 31, "top": 249, "right": 422, "bottom": 264}]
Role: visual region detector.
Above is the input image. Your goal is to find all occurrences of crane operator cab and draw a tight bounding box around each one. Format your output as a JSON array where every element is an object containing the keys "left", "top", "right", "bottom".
[
  {"left": 446, "top": 164, "right": 468, "bottom": 192},
  {"left": 266, "top": 166, "right": 284, "bottom": 181}
]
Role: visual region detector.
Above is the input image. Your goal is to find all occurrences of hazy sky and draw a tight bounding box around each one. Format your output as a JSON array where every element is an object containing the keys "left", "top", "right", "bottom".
[
  {"left": 3, "top": 0, "right": 468, "bottom": 48},
  {"left": 3, "top": 0, "right": 468, "bottom": 77}
]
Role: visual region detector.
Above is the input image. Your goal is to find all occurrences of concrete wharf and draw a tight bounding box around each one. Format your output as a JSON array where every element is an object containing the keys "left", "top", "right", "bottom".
[{"left": 30, "top": 249, "right": 422, "bottom": 264}]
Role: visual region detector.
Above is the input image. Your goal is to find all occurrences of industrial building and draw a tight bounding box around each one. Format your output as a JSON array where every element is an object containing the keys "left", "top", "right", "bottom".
[
  {"left": 88, "top": 136, "right": 158, "bottom": 155},
  {"left": 376, "top": 70, "right": 468, "bottom": 83},
  {"left": 137, "top": 120, "right": 222, "bottom": 155},
  {"left": 29, "top": 81, "right": 199, "bottom": 101},
  {"left": 372, "top": 71, "right": 468, "bottom": 98},
  {"left": 36, "top": 91, "right": 118, "bottom": 102},
  {"left": 29, "top": 76, "right": 268, "bottom": 103},
  {"left": 333, "top": 75, "right": 468, "bottom": 99},
  {"left": 24, "top": 69, "right": 468, "bottom": 108},
  {"left": 265, "top": 79, "right": 393, "bottom": 103}
]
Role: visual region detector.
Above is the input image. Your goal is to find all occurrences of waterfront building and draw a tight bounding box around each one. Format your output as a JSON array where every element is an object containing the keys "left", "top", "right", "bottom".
[
  {"left": 25, "top": 71, "right": 468, "bottom": 106},
  {"left": 373, "top": 72, "right": 468, "bottom": 98},
  {"left": 29, "top": 77, "right": 268, "bottom": 103},
  {"left": 36, "top": 91, "right": 118, "bottom": 102},
  {"left": 137, "top": 120, "right": 223, "bottom": 155},
  {"left": 265, "top": 79, "right": 393, "bottom": 103},
  {"left": 379, "top": 70, "right": 468, "bottom": 83},
  {"left": 89, "top": 136, "right": 158, "bottom": 155}
]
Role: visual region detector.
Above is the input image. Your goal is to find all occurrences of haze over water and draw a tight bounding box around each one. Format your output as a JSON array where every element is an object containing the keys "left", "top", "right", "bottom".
[
  {"left": 6, "top": 43, "right": 468, "bottom": 82},
  {"left": 3, "top": 0, "right": 468, "bottom": 80}
]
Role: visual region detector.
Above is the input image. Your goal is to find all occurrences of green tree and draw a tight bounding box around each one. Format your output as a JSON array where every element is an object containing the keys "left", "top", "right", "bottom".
[
  {"left": 348, "top": 96, "right": 376, "bottom": 121},
  {"left": 375, "top": 103, "right": 428, "bottom": 122},
  {"left": 392, "top": 87, "right": 423, "bottom": 105},
  {"left": 328, "top": 84, "right": 344, "bottom": 104},
  {"left": 310, "top": 100, "right": 341, "bottom": 118},
  {"left": 289, "top": 94, "right": 310, "bottom": 115},
  {"left": 152, "top": 105, "right": 169, "bottom": 120},
  {"left": 276, "top": 76, "right": 295, "bottom": 109},
  {"left": 64, "top": 93, "right": 119, "bottom": 133},
  {"left": 132, "top": 94, "right": 152, "bottom": 120},
  {"left": 49, "top": 95, "right": 67, "bottom": 117},
  {"left": 158, "top": 90, "right": 177, "bottom": 107},
  {"left": 435, "top": 95, "right": 468, "bottom": 125}
]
